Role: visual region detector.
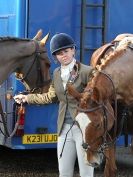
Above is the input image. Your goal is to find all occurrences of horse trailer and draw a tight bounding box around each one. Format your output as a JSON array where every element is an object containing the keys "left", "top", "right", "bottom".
[{"left": 0, "top": 0, "right": 133, "bottom": 149}]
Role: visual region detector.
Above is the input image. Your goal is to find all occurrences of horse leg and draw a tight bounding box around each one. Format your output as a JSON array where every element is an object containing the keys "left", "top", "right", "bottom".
[{"left": 103, "top": 146, "right": 117, "bottom": 177}]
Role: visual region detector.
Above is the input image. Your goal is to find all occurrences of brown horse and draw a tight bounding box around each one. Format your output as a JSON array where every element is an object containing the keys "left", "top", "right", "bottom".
[
  {"left": 67, "top": 34, "right": 133, "bottom": 177},
  {"left": 0, "top": 29, "right": 51, "bottom": 93}
]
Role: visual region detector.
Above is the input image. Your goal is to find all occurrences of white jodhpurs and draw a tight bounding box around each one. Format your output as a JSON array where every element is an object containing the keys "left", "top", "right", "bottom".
[{"left": 57, "top": 123, "right": 94, "bottom": 177}]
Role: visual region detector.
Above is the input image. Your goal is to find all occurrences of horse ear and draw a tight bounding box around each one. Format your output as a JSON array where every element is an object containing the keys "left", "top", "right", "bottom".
[
  {"left": 33, "top": 29, "right": 43, "bottom": 40},
  {"left": 67, "top": 84, "right": 82, "bottom": 101},
  {"left": 40, "top": 33, "right": 50, "bottom": 46}
]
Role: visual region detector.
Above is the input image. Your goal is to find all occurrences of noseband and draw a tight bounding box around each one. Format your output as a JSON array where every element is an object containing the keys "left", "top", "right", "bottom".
[{"left": 78, "top": 101, "right": 116, "bottom": 153}]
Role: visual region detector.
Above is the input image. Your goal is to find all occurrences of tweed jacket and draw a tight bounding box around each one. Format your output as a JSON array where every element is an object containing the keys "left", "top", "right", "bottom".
[{"left": 27, "top": 61, "right": 93, "bottom": 135}]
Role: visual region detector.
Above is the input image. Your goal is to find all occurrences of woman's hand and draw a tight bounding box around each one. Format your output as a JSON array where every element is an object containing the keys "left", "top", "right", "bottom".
[{"left": 13, "top": 94, "right": 28, "bottom": 104}]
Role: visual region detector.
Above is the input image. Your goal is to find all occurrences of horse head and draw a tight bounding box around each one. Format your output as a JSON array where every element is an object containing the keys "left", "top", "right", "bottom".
[
  {"left": 15, "top": 30, "right": 51, "bottom": 93},
  {"left": 0, "top": 30, "right": 51, "bottom": 93},
  {"left": 67, "top": 71, "right": 117, "bottom": 177}
]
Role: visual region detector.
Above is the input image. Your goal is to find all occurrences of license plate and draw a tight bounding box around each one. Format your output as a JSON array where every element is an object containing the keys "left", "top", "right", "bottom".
[{"left": 22, "top": 134, "right": 58, "bottom": 144}]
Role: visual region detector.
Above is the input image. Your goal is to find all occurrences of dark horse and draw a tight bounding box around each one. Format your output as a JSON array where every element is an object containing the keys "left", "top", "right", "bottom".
[
  {"left": 0, "top": 29, "right": 51, "bottom": 93},
  {"left": 0, "top": 30, "right": 51, "bottom": 137},
  {"left": 67, "top": 33, "right": 133, "bottom": 177}
]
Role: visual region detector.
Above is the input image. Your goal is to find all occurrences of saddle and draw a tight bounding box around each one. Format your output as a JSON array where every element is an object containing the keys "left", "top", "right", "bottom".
[{"left": 90, "top": 33, "right": 133, "bottom": 68}]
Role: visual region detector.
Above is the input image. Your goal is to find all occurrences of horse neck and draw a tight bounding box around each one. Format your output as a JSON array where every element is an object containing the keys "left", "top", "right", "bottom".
[{"left": 0, "top": 40, "right": 36, "bottom": 85}]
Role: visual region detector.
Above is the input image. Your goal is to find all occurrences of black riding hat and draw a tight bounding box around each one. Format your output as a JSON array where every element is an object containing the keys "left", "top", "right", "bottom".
[{"left": 50, "top": 33, "right": 76, "bottom": 55}]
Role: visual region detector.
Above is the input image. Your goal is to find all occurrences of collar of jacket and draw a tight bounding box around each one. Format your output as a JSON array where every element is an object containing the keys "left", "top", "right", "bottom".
[
  {"left": 57, "top": 60, "right": 80, "bottom": 72},
  {"left": 56, "top": 60, "right": 80, "bottom": 84},
  {"left": 67, "top": 60, "right": 80, "bottom": 84}
]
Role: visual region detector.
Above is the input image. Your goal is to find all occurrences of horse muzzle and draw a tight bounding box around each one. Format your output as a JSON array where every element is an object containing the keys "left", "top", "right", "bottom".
[{"left": 84, "top": 149, "right": 104, "bottom": 168}]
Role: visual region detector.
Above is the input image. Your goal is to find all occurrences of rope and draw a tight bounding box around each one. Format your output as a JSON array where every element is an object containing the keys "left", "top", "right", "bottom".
[
  {"left": 59, "top": 121, "right": 75, "bottom": 158},
  {"left": 0, "top": 101, "right": 24, "bottom": 138}
]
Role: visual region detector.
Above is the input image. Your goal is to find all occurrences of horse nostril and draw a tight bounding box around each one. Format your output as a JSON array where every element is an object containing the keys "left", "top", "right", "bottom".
[
  {"left": 91, "top": 162, "right": 99, "bottom": 168},
  {"left": 82, "top": 143, "right": 88, "bottom": 150},
  {"left": 99, "top": 153, "right": 104, "bottom": 164}
]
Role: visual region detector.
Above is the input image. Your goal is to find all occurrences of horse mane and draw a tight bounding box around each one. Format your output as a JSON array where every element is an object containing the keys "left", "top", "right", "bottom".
[
  {"left": 0, "top": 36, "right": 31, "bottom": 42},
  {"left": 96, "top": 47, "right": 126, "bottom": 71},
  {"left": 95, "top": 37, "right": 133, "bottom": 71}
]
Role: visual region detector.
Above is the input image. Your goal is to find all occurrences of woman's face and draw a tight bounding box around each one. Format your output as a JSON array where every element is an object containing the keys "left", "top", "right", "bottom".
[{"left": 55, "top": 48, "right": 75, "bottom": 66}]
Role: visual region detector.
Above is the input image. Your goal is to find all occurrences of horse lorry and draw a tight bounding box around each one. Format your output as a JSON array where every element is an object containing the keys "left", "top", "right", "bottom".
[{"left": 0, "top": 0, "right": 133, "bottom": 149}]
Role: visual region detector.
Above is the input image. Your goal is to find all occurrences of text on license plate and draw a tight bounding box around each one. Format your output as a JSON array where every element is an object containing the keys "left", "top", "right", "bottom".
[{"left": 22, "top": 134, "right": 58, "bottom": 144}]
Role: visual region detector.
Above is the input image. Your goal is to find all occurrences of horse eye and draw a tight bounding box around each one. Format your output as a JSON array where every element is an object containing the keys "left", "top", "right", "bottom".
[
  {"left": 96, "top": 123, "right": 101, "bottom": 129},
  {"left": 90, "top": 99, "right": 98, "bottom": 106}
]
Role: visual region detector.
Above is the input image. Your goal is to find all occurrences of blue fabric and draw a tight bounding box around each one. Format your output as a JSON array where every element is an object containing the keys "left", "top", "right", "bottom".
[{"left": 64, "top": 108, "right": 73, "bottom": 124}]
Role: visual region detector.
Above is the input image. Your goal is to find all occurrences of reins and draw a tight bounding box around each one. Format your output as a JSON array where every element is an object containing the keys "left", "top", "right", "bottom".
[
  {"left": 99, "top": 70, "right": 118, "bottom": 139},
  {"left": 59, "top": 121, "right": 75, "bottom": 158},
  {"left": 0, "top": 101, "right": 24, "bottom": 138},
  {"left": 59, "top": 62, "right": 79, "bottom": 158},
  {"left": 77, "top": 104, "right": 103, "bottom": 113},
  {"left": 0, "top": 101, "right": 10, "bottom": 137}
]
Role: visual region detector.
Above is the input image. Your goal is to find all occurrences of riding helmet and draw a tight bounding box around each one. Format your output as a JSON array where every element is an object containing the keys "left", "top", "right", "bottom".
[{"left": 50, "top": 33, "right": 76, "bottom": 55}]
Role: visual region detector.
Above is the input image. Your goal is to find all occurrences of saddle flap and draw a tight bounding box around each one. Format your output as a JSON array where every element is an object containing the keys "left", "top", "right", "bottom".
[{"left": 90, "top": 43, "right": 114, "bottom": 68}]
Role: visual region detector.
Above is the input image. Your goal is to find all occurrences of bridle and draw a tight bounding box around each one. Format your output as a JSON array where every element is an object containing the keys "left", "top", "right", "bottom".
[
  {"left": 16, "top": 40, "right": 51, "bottom": 92},
  {"left": 77, "top": 101, "right": 116, "bottom": 154},
  {"left": 77, "top": 103, "right": 103, "bottom": 113},
  {"left": 77, "top": 70, "right": 118, "bottom": 154}
]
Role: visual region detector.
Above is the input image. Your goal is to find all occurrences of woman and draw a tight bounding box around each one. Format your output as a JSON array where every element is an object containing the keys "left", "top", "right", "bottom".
[{"left": 14, "top": 33, "right": 94, "bottom": 177}]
